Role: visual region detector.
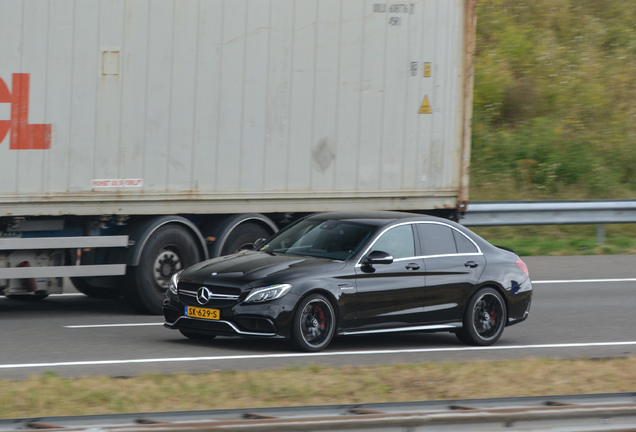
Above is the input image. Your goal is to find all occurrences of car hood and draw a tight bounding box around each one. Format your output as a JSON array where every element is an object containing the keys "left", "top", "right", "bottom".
[{"left": 180, "top": 251, "right": 346, "bottom": 286}]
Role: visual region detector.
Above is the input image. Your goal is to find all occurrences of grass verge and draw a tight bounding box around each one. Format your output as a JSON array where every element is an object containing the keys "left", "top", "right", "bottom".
[
  {"left": 470, "top": 224, "right": 636, "bottom": 256},
  {"left": 2, "top": 357, "right": 635, "bottom": 419}
]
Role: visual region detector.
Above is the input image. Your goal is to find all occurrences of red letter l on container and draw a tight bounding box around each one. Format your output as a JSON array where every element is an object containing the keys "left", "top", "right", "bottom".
[{"left": 0, "top": 73, "right": 52, "bottom": 150}]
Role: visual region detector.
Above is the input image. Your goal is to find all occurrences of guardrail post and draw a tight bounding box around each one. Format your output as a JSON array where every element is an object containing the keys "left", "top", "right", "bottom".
[{"left": 596, "top": 224, "right": 606, "bottom": 244}]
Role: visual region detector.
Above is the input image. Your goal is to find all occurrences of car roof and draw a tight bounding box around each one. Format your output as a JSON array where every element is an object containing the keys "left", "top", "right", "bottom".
[
  {"left": 300, "top": 211, "right": 502, "bottom": 255},
  {"left": 306, "top": 211, "right": 448, "bottom": 228}
]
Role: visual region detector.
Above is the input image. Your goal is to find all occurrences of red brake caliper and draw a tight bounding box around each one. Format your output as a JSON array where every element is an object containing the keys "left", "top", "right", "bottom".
[{"left": 318, "top": 308, "right": 325, "bottom": 329}]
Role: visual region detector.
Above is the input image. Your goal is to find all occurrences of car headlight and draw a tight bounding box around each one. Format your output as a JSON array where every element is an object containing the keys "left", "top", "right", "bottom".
[
  {"left": 169, "top": 270, "right": 183, "bottom": 295},
  {"left": 244, "top": 284, "right": 292, "bottom": 304}
]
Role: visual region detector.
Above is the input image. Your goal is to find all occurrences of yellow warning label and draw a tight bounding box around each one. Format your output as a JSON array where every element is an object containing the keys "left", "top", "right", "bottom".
[
  {"left": 418, "top": 96, "right": 432, "bottom": 114},
  {"left": 423, "top": 62, "right": 432, "bottom": 77}
]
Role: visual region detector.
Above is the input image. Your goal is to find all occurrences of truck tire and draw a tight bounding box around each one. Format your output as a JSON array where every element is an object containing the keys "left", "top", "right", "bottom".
[
  {"left": 125, "top": 224, "right": 202, "bottom": 314},
  {"left": 71, "top": 277, "right": 122, "bottom": 299},
  {"left": 220, "top": 222, "right": 272, "bottom": 256}
]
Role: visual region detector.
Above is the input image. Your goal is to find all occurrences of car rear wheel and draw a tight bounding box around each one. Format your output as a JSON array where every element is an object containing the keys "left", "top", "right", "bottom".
[
  {"left": 290, "top": 294, "right": 335, "bottom": 352},
  {"left": 457, "top": 287, "right": 506, "bottom": 346}
]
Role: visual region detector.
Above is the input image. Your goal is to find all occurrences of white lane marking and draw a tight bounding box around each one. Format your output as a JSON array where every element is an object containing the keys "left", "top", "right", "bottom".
[
  {"left": 534, "top": 278, "right": 636, "bottom": 284},
  {"left": 2, "top": 341, "right": 636, "bottom": 370},
  {"left": 65, "top": 323, "right": 163, "bottom": 328}
]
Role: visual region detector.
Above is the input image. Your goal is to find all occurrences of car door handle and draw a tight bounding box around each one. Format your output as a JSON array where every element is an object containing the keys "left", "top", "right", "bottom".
[
  {"left": 405, "top": 263, "right": 420, "bottom": 270},
  {"left": 464, "top": 261, "right": 479, "bottom": 268}
]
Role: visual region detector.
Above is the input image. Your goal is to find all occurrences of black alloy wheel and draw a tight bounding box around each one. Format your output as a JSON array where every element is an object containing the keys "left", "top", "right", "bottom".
[
  {"left": 291, "top": 294, "right": 336, "bottom": 352},
  {"left": 457, "top": 287, "right": 506, "bottom": 346}
]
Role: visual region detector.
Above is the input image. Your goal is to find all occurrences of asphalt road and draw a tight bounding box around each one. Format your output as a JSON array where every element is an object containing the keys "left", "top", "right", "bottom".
[{"left": 1, "top": 255, "right": 635, "bottom": 380}]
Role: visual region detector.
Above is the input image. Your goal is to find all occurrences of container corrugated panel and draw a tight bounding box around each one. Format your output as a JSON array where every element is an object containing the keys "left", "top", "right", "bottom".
[{"left": 0, "top": 0, "right": 473, "bottom": 216}]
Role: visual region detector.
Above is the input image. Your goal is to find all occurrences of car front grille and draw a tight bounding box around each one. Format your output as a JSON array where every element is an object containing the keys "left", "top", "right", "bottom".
[{"left": 178, "top": 282, "right": 242, "bottom": 307}]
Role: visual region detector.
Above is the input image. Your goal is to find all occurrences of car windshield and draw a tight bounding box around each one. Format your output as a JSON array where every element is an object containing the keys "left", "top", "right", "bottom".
[{"left": 259, "top": 219, "right": 376, "bottom": 260}]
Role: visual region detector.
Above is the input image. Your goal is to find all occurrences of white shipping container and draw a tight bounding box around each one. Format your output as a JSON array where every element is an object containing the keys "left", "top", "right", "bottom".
[{"left": 0, "top": 0, "right": 475, "bottom": 216}]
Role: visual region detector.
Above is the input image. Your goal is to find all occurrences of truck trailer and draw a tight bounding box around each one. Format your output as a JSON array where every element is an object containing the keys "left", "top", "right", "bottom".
[{"left": 0, "top": 0, "right": 477, "bottom": 314}]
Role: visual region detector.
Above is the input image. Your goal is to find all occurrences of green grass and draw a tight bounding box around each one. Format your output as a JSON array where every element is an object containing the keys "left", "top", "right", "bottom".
[
  {"left": 471, "top": 0, "right": 636, "bottom": 201},
  {"left": 468, "top": 0, "right": 636, "bottom": 255},
  {"left": 2, "top": 358, "right": 636, "bottom": 418},
  {"left": 471, "top": 224, "right": 636, "bottom": 256}
]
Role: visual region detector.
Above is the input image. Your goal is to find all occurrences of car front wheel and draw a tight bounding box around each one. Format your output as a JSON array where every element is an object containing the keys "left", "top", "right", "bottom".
[
  {"left": 290, "top": 294, "right": 335, "bottom": 352},
  {"left": 457, "top": 287, "right": 506, "bottom": 346}
]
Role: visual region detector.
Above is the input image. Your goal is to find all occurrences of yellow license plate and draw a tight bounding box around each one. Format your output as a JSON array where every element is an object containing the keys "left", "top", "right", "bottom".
[{"left": 185, "top": 306, "right": 220, "bottom": 320}]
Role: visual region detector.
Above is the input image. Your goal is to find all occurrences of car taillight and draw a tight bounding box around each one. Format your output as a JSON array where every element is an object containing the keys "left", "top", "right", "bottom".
[{"left": 516, "top": 259, "right": 529, "bottom": 276}]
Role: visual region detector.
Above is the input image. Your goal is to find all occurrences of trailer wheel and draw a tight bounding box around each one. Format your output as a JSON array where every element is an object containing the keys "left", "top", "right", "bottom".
[
  {"left": 220, "top": 222, "right": 272, "bottom": 256},
  {"left": 126, "top": 224, "right": 202, "bottom": 314},
  {"left": 71, "top": 277, "right": 122, "bottom": 299}
]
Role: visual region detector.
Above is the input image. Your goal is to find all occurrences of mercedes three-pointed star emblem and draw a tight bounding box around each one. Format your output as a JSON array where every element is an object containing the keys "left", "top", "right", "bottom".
[{"left": 196, "top": 286, "right": 212, "bottom": 305}]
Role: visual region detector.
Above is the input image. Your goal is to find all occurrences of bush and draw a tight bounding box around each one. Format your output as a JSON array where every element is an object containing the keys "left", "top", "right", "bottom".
[{"left": 472, "top": 0, "right": 636, "bottom": 200}]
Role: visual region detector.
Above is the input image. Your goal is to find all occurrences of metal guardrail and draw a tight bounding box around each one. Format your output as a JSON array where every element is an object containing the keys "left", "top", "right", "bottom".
[
  {"left": 1, "top": 393, "right": 635, "bottom": 432},
  {"left": 461, "top": 200, "right": 636, "bottom": 243},
  {"left": 461, "top": 200, "right": 636, "bottom": 226}
]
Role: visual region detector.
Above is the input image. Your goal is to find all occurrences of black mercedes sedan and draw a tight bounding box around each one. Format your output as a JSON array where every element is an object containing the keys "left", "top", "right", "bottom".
[{"left": 163, "top": 211, "right": 532, "bottom": 352}]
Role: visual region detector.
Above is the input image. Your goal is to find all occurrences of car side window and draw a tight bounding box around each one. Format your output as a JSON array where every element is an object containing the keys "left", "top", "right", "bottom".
[
  {"left": 371, "top": 224, "right": 415, "bottom": 259},
  {"left": 416, "top": 223, "right": 456, "bottom": 255},
  {"left": 453, "top": 229, "right": 478, "bottom": 254}
]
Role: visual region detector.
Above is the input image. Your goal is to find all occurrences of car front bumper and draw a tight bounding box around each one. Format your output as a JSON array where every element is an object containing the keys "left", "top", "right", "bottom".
[{"left": 163, "top": 291, "right": 295, "bottom": 339}]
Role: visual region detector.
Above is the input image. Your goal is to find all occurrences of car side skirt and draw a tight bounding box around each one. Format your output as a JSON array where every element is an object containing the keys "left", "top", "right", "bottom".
[{"left": 338, "top": 323, "right": 460, "bottom": 336}]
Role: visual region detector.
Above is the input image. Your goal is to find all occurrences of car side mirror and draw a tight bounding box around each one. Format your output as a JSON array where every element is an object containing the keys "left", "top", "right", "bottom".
[
  {"left": 253, "top": 238, "right": 267, "bottom": 250},
  {"left": 362, "top": 250, "right": 394, "bottom": 266}
]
